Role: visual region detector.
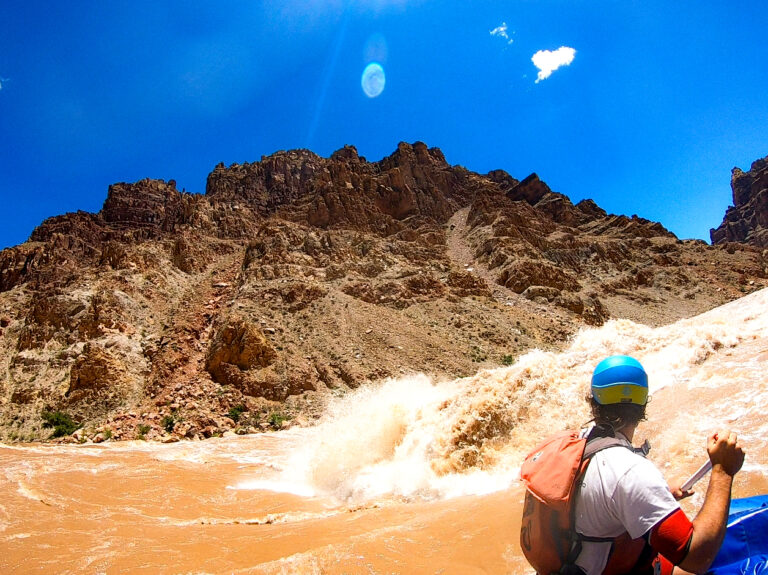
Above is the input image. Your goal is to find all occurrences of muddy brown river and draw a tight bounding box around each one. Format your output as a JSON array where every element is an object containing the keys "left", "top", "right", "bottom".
[{"left": 3, "top": 290, "right": 768, "bottom": 574}]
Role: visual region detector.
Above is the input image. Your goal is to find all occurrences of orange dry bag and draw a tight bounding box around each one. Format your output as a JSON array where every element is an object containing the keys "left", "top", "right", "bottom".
[{"left": 520, "top": 430, "right": 627, "bottom": 575}]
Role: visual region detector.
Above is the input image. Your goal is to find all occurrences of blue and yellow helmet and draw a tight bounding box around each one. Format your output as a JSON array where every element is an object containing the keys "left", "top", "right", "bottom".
[{"left": 591, "top": 355, "right": 648, "bottom": 406}]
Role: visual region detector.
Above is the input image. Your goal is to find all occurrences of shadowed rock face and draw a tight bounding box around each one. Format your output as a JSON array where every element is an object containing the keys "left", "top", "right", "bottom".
[
  {"left": 205, "top": 141, "right": 470, "bottom": 232},
  {"left": 711, "top": 155, "right": 768, "bottom": 247},
  {"left": 101, "top": 179, "right": 192, "bottom": 231},
  {"left": 0, "top": 142, "right": 766, "bottom": 442}
]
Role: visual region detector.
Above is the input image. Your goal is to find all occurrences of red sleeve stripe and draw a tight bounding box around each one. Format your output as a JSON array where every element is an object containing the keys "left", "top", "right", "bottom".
[{"left": 649, "top": 508, "right": 694, "bottom": 565}]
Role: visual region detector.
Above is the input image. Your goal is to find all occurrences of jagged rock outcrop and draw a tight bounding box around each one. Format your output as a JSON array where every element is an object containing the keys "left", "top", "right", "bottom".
[
  {"left": 711, "top": 156, "right": 768, "bottom": 247},
  {"left": 0, "top": 142, "right": 765, "bottom": 442},
  {"left": 67, "top": 343, "right": 128, "bottom": 399},
  {"left": 206, "top": 317, "right": 278, "bottom": 383},
  {"left": 461, "top": 169, "right": 695, "bottom": 318},
  {"left": 102, "top": 179, "right": 191, "bottom": 230},
  {"left": 16, "top": 288, "right": 129, "bottom": 351},
  {"left": 206, "top": 141, "right": 471, "bottom": 234}
]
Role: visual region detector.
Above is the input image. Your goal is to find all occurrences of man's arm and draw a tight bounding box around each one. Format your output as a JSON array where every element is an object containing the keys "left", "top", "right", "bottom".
[{"left": 676, "top": 430, "right": 744, "bottom": 574}]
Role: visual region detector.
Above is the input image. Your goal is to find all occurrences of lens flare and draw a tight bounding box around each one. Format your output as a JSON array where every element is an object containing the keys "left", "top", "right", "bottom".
[
  {"left": 361, "top": 62, "right": 386, "bottom": 98},
  {"left": 364, "top": 33, "right": 388, "bottom": 64}
]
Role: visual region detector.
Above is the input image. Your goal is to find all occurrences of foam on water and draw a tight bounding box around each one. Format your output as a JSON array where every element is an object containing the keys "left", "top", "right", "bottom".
[
  {"left": 160, "top": 509, "right": 340, "bottom": 526},
  {"left": 277, "top": 288, "right": 768, "bottom": 503},
  {"left": 0, "top": 504, "right": 8, "bottom": 533},
  {"left": 228, "top": 479, "right": 316, "bottom": 497},
  {"left": 288, "top": 374, "right": 463, "bottom": 501}
]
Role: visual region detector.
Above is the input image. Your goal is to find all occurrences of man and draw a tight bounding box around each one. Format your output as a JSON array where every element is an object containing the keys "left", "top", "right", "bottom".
[{"left": 573, "top": 355, "right": 745, "bottom": 575}]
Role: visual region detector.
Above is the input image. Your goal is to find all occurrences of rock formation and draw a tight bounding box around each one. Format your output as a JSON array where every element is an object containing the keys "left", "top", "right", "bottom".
[
  {"left": 711, "top": 155, "right": 768, "bottom": 247},
  {"left": 0, "top": 142, "right": 765, "bottom": 443}
]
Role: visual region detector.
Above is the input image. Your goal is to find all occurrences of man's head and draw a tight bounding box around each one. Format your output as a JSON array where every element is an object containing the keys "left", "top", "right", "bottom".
[{"left": 589, "top": 355, "right": 648, "bottom": 431}]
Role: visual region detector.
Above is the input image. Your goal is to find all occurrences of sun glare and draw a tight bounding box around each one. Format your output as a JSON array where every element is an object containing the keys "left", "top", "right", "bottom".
[{"left": 361, "top": 62, "right": 386, "bottom": 98}]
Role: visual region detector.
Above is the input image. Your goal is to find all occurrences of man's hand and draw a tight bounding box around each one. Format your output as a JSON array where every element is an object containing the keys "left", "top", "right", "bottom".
[
  {"left": 677, "top": 429, "right": 745, "bottom": 573},
  {"left": 669, "top": 484, "right": 694, "bottom": 501},
  {"left": 707, "top": 430, "right": 745, "bottom": 477}
]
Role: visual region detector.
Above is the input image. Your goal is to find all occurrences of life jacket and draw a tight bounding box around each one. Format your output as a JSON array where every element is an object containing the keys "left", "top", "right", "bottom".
[{"left": 520, "top": 428, "right": 654, "bottom": 575}]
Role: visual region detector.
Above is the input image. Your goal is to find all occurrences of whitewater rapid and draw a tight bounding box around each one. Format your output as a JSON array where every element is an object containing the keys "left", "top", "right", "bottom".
[
  {"left": 2, "top": 288, "right": 767, "bottom": 574},
  {"left": 224, "top": 287, "right": 768, "bottom": 504}
]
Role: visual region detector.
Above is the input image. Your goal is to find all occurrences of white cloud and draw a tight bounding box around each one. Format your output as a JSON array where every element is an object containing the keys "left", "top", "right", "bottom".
[
  {"left": 531, "top": 46, "right": 576, "bottom": 83},
  {"left": 490, "top": 22, "right": 513, "bottom": 44}
]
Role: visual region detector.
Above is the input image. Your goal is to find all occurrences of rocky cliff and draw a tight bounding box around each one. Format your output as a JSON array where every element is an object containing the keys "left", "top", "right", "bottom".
[
  {"left": 711, "top": 155, "right": 768, "bottom": 247},
  {"left": 0, "top": 142, "right": 765, "bottom": 443}
]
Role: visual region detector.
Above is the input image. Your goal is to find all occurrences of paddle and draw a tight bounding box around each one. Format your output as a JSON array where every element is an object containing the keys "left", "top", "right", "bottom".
[{"left": 681, "top": 460, "right": 713, "bottom": 492}]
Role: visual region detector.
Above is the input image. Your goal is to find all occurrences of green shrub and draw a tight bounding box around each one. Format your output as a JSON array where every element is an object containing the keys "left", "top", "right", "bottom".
[
  {"left": 162, "top": 415, "right": 176, "bottom": 433},
  {"left": 228, "top": 405, "right": 246, "bottom": 423},
  {"left": 268, "top": 412, "right": 289, "bottom": 430},
  {"left": 469, "top": 344, "right": 487, "bottom": 363},
  {"left": 501, "top": 354, "right": 516, "bottom": 366},
  {"left": 41, "top": 410, "right": 78, "bottom": 438},
  {"left": 103, "top": 429, "right": 113, "bottom": 440},
  {"left": 137, "top": 424, "right": 150, "bottom": 440}
]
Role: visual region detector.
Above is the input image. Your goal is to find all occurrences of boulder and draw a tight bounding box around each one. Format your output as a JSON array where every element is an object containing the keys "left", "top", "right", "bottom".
[
  {"left": 205, "top": 317, "right": 277, "bottom": 386},
  {"left": 499, "top": 259, "right": 580, "bottom": 294},
  {"left": 553, "top": 292, "right": 585, "bottom": 314},
  {"left": 521, "top": 285, "right": 561, "bottom": 302}
]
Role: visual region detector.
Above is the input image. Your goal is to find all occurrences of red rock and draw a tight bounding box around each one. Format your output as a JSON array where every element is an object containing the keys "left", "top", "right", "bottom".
[
  {"left": 711, "top": 155, "right": 768, "bottom": 247},
  {"left": 0, "top": 142, "right": 765, "bottom": 442}
]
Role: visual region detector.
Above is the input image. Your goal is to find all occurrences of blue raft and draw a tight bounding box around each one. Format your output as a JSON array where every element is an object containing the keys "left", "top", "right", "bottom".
[{"left": 710, "top": 495, "right": 768, "bottom": 575}]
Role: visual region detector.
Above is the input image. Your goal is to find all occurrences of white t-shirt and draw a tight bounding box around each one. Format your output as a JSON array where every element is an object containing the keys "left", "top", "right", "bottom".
[{"left": 573, "top": 440, "right": 681, "bottom": 575}]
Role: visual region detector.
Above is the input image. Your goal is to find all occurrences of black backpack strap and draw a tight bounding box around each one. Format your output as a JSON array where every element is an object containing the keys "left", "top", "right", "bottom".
[
  {"left": 561, "top": 431, "right": 648, "bottom": 573},
  {"left": 583, "top": 430, "right": 650, "bottom": 460},
  {"left": 583, "top": 436, "right": 630, "bottom": 459}
]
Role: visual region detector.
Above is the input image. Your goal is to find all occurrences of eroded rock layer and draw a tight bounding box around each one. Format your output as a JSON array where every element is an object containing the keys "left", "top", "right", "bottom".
[
  {"left": 0, "top": 142, "right": 765, "bottom": 442},
  {"left": 711, "top": 155, "right": 768, "bottom": 247}
]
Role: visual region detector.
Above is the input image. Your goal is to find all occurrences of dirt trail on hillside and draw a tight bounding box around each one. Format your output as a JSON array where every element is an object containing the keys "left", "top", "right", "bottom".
[
  {"left": 148, "top": 250, "right": 243, "bottom": 397},
  {"left": 447, "top": 207, "right": 508, "bottom": 301}
]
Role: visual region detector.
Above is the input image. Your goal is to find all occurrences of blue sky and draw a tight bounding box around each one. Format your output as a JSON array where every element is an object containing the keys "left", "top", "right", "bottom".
[{"left": 1, "top": 1, "right": 767, "bottom": 250}]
